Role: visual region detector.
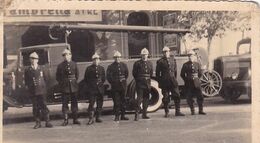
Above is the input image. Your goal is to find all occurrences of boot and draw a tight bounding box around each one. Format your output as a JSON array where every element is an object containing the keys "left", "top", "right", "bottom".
[
  {"left": 34, "top": 120, "right": 41, "bottom": 129},
  {"left": 120, "top": 112, "right": 129, "bottom": 120},
  {"left": 164, "top": 110, "right": 169, "bottom": 118},
  {"left": 45, "top": 121, "right": 53, "bottom": 128},
  {"left": 72, "top": 113, "right": 81, "bottom": 125},
  {"left": 114, "top": 115, "right": 120, "bottom": 122},
  {"left": 134, "top": 112, "right": 139, "bottom": 121},
  {"left": 95, "top": 112, "right": 102, "bottom": 123},
  {"left": 198, "top": 105, "right": 206, "bottom": 115},
  {"left": 174, "top": 100, "right": 185, "bottom": 116},
  {"left": 142, "top": 110, "right": 150, "bottom": 119},
  {"left": 87, "top": 112, "right": 94, "bottom": 125},
  {"left": 62, "top": 114, "right": 69, "bottom": 126},
  {"left": 191, "top": 108, "right": 195, "bottom": 115},
  {"left": 45, "top": 114, "right": 53, "bottom": 128}
]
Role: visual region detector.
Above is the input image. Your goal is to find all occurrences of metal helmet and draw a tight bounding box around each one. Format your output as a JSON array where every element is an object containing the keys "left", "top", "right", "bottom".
[
  {"left": 140, "top": 48, "right": 149, "bottom": 55},
  {"left": 62, "top": 48, "right": 71, "bottom": 56},
  {"left": 162, "top": 46, "right": 170, "bottom": 52},
  {"left": 92, "top": 53, "right": 100, "bottom": 59},
  {"left": 113, "top": 51, "right": 122, "bottom": 58},
  {"left": 29, "top": 52, "right": 39, "bottom": 59}
]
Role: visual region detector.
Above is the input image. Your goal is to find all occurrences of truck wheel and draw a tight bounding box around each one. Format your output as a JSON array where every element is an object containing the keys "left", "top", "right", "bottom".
[
  {"left": 220, "top": 87, "right": 241, "bottom": 103},
  {"left": 127, "top": 79, "right": 163, "bottom": 113},
  {"left": 200, "top": 70, "right": 222, "bottom": 97}
]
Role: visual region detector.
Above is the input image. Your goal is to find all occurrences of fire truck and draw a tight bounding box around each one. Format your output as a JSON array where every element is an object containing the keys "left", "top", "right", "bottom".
[
  {"left": 3, "top": 23, "right": 222, "bottom": 112},
  {"left": 214, "top": 38, "right": 251, "bottom": 103}
]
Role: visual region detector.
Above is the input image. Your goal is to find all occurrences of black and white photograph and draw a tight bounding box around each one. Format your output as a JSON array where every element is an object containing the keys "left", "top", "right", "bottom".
[{"left": 1, "top": 1, "right": 260, "bottom": 143}]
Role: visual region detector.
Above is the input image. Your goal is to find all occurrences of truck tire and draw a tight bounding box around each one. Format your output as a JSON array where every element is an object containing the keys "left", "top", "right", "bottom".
[
  {"left": 126, "top": 79, "right": 163, "bottom": 113},
  {"left": 220, "top": 87, "right": 241, "bottom": 103}
]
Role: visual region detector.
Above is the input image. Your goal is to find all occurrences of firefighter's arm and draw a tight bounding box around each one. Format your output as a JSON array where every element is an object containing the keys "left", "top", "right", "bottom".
[
  {"left": 155, "top": 61, "right": 161, "bottom": 80},
  {"left": 132, "top": 62, "right": 138, "bottom": 79},
  {"left": 174, "top": 59, "right": 177, "bottom": 77},
  {"left": 180, "top": 64, "right": 186, "bottom": 81},
  {"left": 101, "top": 67, "right": 106, "bottom": 83},
  {"left": 150, "top": 61, "right": 153, "bottom": 77},
  {"left": 56, "top": 65, "right": 61, "bottom": 83},
  {"left": 84, "top": 67, "right": 89, "bottom": 83},
  {"left": 106, "top": 65, "right": 112, "bottom": 83},
  {"left": 75, "top": 63, "right": 79, "bottom": 80},
  {"left": 24, "top": 68, "right": 29, "bottom": 87},
  {"left": 124, "top": 63, "right": 129, "bottom": 79},
  {"left": 198, "top": 63, "right": 202, "bottom": 78}
]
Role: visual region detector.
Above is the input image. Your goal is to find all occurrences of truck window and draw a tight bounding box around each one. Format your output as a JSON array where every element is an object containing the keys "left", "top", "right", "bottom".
[
  {"left": 21, "top": 49, "right": 49, "bottom": 66},
  {"left": 238, "top": 43, "right": 250, "bottom": 54}
]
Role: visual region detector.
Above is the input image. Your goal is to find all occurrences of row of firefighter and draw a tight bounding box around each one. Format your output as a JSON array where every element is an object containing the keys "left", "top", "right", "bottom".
[{"left": 23, "top": 46, "right": 206, "bottom": 129}]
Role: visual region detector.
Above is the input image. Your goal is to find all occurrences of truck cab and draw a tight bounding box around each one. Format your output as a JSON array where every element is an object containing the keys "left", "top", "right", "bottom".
[{"left": 214, "top": 38, "right": 251, "bottom": 103}]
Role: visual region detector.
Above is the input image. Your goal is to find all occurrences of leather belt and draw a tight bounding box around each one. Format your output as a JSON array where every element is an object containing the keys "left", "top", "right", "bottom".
[{"left": 67, "top": 75, "right": 76, "bottom": 80}]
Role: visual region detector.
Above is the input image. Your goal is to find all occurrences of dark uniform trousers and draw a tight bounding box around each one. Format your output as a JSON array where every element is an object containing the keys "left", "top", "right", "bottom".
[
  {"left": 56, "top": 60, "right": 79, "bottom": 119},
  {"left": 31, "top": 95, "right": 49, "bottom": 122},
  {"left": 107, "top": 62, "right": 129, "bottom": 117},
  {"left": 181, "top": 61, "right": 204, "bottom": 112},
  {"left": 133, "top": 60, "right": 153, "bottom": 115},
  {"left": 24, "top": 66, "right": 50, "bottom": 122},
  {"left": 156, "top": 57, "right": 182, "bottom": 114},
  {"left": 84, "top": 64, "right": 105, "bottom": 119}
]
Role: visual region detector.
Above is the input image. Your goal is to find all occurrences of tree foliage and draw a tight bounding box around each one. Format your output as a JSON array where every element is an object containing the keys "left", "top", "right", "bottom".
[{"left": 177, "top": 11, "right": 251, "bottom": 68}]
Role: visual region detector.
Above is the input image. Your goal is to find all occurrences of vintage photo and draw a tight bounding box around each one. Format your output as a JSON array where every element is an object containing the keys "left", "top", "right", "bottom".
[{"left": 1, "top": 1, "right": 259, "bottom": 143}]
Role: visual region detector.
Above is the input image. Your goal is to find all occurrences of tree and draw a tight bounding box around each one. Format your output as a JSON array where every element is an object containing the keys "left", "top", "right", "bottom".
[{"left": 178, "top": 11, "right": 242, "bottom": 68}]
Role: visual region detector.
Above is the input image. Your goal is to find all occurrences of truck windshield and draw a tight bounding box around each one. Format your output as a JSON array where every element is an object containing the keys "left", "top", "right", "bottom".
[
  {"left": 21, "top": 49, "right": 49, "bottom": 66},
  {"left": 238, "top": 43, "right": 250, "bottom": 54}
]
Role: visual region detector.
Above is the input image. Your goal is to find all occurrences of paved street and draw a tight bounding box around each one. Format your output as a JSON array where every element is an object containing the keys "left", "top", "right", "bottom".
[{"left": 3, "top": 96, "right": 251, "bottom": 143}]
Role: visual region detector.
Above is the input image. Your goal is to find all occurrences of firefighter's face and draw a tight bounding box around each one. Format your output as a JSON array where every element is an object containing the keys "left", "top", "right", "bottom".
[
  {"left": 141, "top": 54, "right": 148, "bottom": 61},
  {"left": 64, "top": 53, "right": 72, "bottom": 62},
  {"left": 30, "top": 58, "right": 38, "bottom": 65},
  {"left": 93, "top": 58, "right": 100, "bottom": 65},
  {"left": 114, "top": 57, "right": 121, "bottom": 63},
  {"left": 164, "top": 51, "right": 170, "bottom": 58},
  {"left": 189, "top": 55, "right": 196, "bottom": 62}
]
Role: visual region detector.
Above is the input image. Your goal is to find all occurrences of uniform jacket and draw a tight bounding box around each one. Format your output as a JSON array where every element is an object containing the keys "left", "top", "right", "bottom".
[
  {"left": 107, "top": 62, "right": 128, "bottom": 91},
  {"left": 132, "top": 59, "right": 153, "bottom": 89},
  {"left": 84, "top": 64, "right": 106, "bottom": 95},
  {"left": 156, "top": 57, "right": 178, "bottom": 89},
  {"left": 56, "top": 60, "right": 79, "bottom": 93},
  {"left": 24, "top": 65, "right": 47, "bottom": 96},
  {"left": 180, "top": 61, "right": 202, "bottom": 88}
]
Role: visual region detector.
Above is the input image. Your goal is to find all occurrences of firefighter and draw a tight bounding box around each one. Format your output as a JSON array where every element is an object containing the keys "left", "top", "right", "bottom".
[
  {"left": 56, "top": 49, "right": 81, "bottom": 126},
  {"left": 107, "top": 51, "right": 129, "bottom": 122},
  {"left": 156, "top": 46, "right": 185, "bottom": 118},
  {"left": 84, "top": 53, "right": 106, "bottom": 125},
  {"left": 180, "top": 50, "right": 206, "bottom": 115},
  {"left": 132, "top": 48, "right": 153, "bottom": 121},
  {"left": 24, "top": 52, "right": 53, "bottom": 129}
]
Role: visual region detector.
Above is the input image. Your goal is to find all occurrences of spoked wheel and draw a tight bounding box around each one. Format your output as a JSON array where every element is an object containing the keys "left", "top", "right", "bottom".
[{"left": 200, "top": 70, "right": 222, "bottom": 97}]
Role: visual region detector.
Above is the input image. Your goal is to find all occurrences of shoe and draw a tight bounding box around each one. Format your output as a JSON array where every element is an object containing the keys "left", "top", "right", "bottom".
[
  {"left": 62, "top": 119, "right": 69, "bottom": 126},
  {"left": 199, "top": 111, "right": 206, "bottom": 115},
  {"left": 134, "top": 113, "right": 139, "bottom": 121},
  {"left": 142, "top": 115, "right": 150, "bottom": 119},
  {"left": 87, "top": 118, "right": 94, "bottom": 125},
  {"left": 96, "top": 118, "right": 103, "bottom": 123},
  {"left": 164, "top": 112, "right": 169, "bottom": 118},
  {"left": 45, "top": 122, "right": 53, "bottom": 128},
  {"left": 73, "top": 119, "right": 81, "bottom": 125},
  {"left": 34, "top": 122, "right": 41, "bottom": 129},
  {"left": 114, "top": 116, "right": 120, "bottom": 122},
  {"left": 175, "top": 112, "right": 185, "bottom": 116},
  {"left": 120, "top": 116, "right": 129, "bottom": 120}
]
